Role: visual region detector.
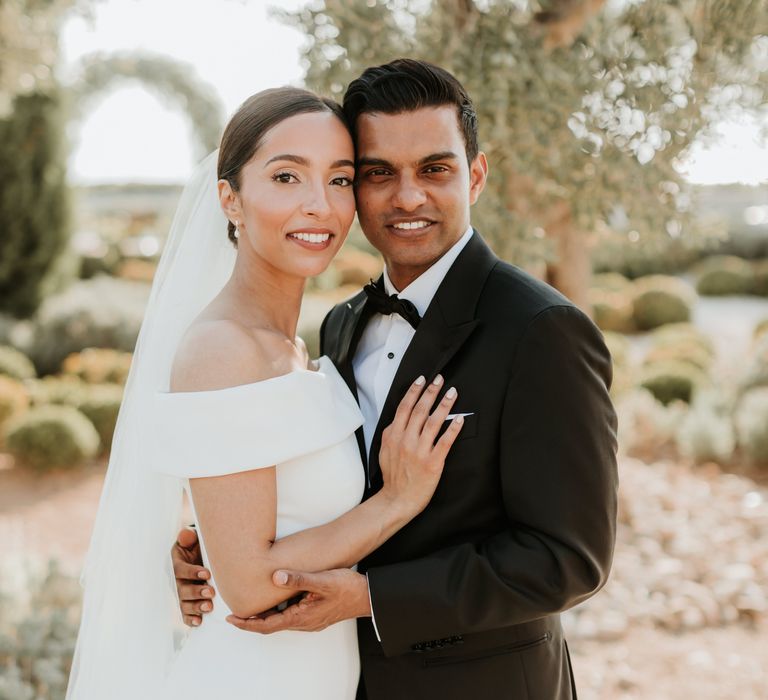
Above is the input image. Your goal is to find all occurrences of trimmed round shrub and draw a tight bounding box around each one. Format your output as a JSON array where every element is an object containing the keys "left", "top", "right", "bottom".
[
  {"left": 739, "top": 334, "right": 768, "bottom": 394},
  {"left": 735, "top": 387, "right": 768, "bottom": 465},
  {"left": 755, "top": 318, "right": 768, "bottom": 343},
  {"left": 639, "top": 360, "right": 707, "bottom": 405},
  {"left": 6, "top": 405, "right": 100, "bottom": 470},
  {"left": 602, "top": 331, "right": 630, "bottom": 368},
  {"left": 752, "top": 260, "right": 768, "bottom": 297},
  {"left": 61, "top": 348, "right": 132, "bottom": 385},
  {"left": 644, "top": 341, "right": 713, "bottom": 373},
  {"left": 631, "top": 276, "right": 696, "bottom": 331},
  {"left": 589, "top": 289, "right": 635, "bottom": 333},
  {"left": 694, "top": 256, "right": 754, "bottom": 296},
  {"left": 27, "top": 376, "right": 90, "bottom": 407},
  {"left": 76, "top": 383, "right": 124, "bottom": 452},
  {"left": 0, "top": 344, "right": 36, "bottom": 380},
  {"left": 650, "top": 322, "right": 714, "bottom": 352},
  {"left": 0, "top": 375, "right": 30, "bottom": 437},
  {"left": 676, "top": 391, "right": 735, "bottom": 464},
  {"left": 27, "top": 276, "right": 147, "bottom": 375},
  {"left": 592, "top": 272, "right": 632, "bottom": 292}
]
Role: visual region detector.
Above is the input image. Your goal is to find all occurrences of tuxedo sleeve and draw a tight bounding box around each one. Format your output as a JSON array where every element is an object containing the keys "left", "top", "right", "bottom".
[{"left": 366, "top": 304, "right": 619, "bottom": 657}]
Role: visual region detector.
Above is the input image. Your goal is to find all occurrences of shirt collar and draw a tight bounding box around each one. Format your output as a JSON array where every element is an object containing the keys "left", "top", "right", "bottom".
[{"left": 382, "top": 226, "right": 474, "bottom": 317}]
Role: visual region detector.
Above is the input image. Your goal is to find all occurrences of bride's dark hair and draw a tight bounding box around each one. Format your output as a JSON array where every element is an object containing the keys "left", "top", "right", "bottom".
[{"left": 217, "top": 87, "right": 350, "bottom": 246}]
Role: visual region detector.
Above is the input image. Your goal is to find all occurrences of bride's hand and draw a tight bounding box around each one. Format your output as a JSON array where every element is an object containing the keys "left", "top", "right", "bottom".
[{"left": 378, "top": 374, "right": 463, "bottom": 516}]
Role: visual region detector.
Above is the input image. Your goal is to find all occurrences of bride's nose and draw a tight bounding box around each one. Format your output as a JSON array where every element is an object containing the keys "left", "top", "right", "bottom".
[{"left": 300, "top": 180, "right": 333, "bottom": 219}]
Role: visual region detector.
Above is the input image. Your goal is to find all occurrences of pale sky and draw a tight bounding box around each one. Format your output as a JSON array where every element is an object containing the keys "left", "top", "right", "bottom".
[{"left": 62, "top": 0, "right": 768, "bottom": 186}]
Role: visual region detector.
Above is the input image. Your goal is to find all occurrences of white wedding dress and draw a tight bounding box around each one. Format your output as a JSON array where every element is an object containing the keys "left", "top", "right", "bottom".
[{"left": 147, "top": 356, "right": 365, "bottom": 699}]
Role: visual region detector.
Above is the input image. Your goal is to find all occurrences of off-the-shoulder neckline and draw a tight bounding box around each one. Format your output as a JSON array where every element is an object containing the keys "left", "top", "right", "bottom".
[{"left": 159, "top": 355, "right": 337, "bottom": 397}]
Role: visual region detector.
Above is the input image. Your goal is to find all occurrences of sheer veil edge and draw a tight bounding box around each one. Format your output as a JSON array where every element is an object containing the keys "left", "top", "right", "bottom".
[{"left": 66, "top": 151, "right": 236, "bottom": 700}]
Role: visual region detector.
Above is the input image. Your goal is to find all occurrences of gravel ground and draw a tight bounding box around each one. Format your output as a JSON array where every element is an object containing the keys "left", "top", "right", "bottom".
[{"left": 1, "top": 452, "right": 766, "bottom": 700}]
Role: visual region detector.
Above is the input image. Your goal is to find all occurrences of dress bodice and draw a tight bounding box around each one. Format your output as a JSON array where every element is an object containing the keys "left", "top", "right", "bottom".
[{"left": 146, "top": 356, "right": 366, "bottom": 619}]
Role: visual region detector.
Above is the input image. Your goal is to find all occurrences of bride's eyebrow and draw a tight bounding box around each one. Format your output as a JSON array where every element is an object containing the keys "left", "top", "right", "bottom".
[
  {"left": 264, "top": 154, "right": 354, "bottom": 170},
  {"left": 264, "top": 154, "right": 308, "bottom": 167}
]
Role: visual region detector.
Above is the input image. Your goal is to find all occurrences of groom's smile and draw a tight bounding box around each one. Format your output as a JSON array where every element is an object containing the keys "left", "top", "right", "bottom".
[{"left": 353, "top": 106, "right": 487, "bottom": 291}]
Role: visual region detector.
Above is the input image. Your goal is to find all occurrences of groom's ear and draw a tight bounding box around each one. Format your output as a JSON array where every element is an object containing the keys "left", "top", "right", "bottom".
[
  {"left": 468, "top": 152, "right": 488, "bottom": 205},
  {"left": 218, "top": 179, "right": 242, "bottom": 223}
]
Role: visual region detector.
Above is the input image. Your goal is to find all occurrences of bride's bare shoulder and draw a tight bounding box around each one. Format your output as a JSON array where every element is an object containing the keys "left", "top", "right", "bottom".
[{"left": 170, "top": 319, "right": 287, "bottom": 393}]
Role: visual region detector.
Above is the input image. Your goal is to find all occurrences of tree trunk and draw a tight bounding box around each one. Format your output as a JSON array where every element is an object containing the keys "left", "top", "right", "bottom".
[{"left": 544, "top": 204, "right": 592, "bottom": 313}]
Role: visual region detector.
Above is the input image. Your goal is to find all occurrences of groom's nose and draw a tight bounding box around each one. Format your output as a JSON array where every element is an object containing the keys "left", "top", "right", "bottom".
[{"left": 392, "top": 173, "right": 428, "bottom": 212}]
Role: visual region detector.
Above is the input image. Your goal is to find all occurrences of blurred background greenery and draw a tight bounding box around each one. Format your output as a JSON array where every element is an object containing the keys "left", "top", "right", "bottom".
[{"left": 1, "top": 1, "right": 768, "bottom": 698}]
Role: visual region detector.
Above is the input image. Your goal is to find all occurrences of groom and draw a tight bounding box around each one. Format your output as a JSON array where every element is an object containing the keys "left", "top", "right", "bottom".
[{"left": 173, "top": 59, "right": 617, "bottom": 698}]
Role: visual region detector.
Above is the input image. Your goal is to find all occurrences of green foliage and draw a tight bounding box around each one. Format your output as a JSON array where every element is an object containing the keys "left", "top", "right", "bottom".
[
  {"left": 69, "top": 52, "right": 225, "bottom": 158},
  {"left": 735, "top": 387, "right": 768, "bottom": 465},
  {"left": 631, "top": 276, "right": 696, "bottom": 330},
  {"left": 649, "top": 322, "right": 715, "bottom": 355},
  {"left": 0, "top": 90, "right": 71, "bottom": 318},
  {"left": 739, "top": 334, "right": 768, "bottom": 394},
  {"left": 6, "top": 405, "right": 99, "bottom": 471},
  {"left": 0, "top": 561, "right": 80, "bottom": 700},
  {"left": 0, "top": 376, "right": 29, "bottom": 438},
  {"left": 589, "top": 288, "right": 634, "bottom": 332},
  {"left": 676, "top": 391, "right": 735, "bottom": 464},
  {"left": 75, "top": 383, "right": 123, "bottom": 452},
  {"left": 755, "top": 318, "right": 768, "bottom": 342},
  {"left": 592, "top": 272, "right": 632, "bottom": 292},
  {"left": 752, "top": 259, "right": 768, "bottom": 296},
  {"left": 639, "top": 360, "right": 707, "bottom": 405},
  {"left": 284, "top": 0, "right": 768, "bottom": 271},
  {"left": 694, "top": 255, "right": 754, "bottom": 295},
  {"left": 26, "top": 276, "right": 147, "bottom": 375},
  {"left": 0, "top": 345, "right": 36, "bottom": 380},
  {"left": 26, "top": 376, "right": 89, "bottom": 408},
  {"left": 61, "top": 348, "right": 132, "bottom": 385}
]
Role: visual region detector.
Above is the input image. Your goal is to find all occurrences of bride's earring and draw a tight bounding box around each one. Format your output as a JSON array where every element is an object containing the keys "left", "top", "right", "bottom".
[{"left": 234, "top": 221, "right": 240, "bottom": 239}]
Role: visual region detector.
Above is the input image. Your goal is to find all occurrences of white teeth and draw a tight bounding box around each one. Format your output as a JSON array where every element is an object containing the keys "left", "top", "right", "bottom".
[
  {"left": 392, "top": 221, "right": 431, "bottom": 230},
  {"left": 289, "top": 232, "right": 331, "bottom": 243}
]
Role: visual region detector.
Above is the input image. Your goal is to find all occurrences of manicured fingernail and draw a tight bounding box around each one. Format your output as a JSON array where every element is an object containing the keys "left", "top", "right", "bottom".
[
  {"left": 197, "top": 571, "right": 209, "bottom": 579},
  {"left": 275, "top": 571, "right": 288, "bottom": 585},
  {"left": 191, "top": 618, "right": 200, "bottom": 626},
  {"left": 455, "top": 414, "right": 464, "bottom": 424},
  {"left": 201, "top": 602, "right": 212, "bottom": 612},
  {"left": 445, "top": 387, "right": 457, "bottom": 399},
  {"left": 414, "top": 375, "right": 425, "bottom": 386},
  {"left": 201, "top": 588, "right": 212, "bottom": 597},
  {"left": 432, "top": 374, "right": 444, "bottom": 386}
]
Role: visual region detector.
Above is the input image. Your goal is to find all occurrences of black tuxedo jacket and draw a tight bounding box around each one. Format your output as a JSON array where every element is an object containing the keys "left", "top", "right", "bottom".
[{"left": 320, "top": 232, "right": 618, "bottom": 700}]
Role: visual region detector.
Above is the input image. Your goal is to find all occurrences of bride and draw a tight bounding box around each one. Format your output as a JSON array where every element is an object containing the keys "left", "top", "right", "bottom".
[{"left": 65, "top": 87, "right": 464, "bottom": 700}]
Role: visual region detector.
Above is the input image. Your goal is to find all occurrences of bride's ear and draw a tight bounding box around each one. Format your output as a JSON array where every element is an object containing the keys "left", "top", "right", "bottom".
[{"left": 218, "top": 179, "right": 241, "bottom": 223}]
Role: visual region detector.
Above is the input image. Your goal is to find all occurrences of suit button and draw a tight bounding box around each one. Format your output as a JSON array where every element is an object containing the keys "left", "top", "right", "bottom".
[{"left": 387, "top": 352, "right": 395, "bottom": 359}]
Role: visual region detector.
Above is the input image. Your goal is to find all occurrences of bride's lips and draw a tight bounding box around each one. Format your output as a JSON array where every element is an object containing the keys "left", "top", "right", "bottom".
[{"left": 286, "top": 228, "right": 335, "bottom": 251}]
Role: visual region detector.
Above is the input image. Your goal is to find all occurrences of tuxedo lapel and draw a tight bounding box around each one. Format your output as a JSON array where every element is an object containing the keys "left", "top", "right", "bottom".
[
  {"left": 366, "top": 232, "right": 498, "bottom": 487},
  {"left": 325, "top": 287, "right": 375, "bottom": 469}
]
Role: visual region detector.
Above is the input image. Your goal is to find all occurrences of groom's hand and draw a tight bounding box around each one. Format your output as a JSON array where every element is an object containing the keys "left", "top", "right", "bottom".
[
  {"left": 226, "top": 568, "right": 371, "bottom": 634},
  {"left": 172, "top": 527, "right": 216, "bottom": 627}
]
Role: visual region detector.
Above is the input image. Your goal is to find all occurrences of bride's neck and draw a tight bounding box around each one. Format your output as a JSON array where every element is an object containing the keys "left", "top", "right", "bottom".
[{"left": 224, "top": 248, "right": 305, "bottom": 340}]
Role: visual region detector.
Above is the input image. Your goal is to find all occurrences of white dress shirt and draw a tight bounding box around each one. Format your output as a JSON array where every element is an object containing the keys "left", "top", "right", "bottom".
[{"left": 352, "top": 226, "right": 474, "bottom": 641}]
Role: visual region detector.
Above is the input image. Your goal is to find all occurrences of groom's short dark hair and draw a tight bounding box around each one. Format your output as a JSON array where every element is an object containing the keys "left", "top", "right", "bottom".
[{"left": 343, "top": 58, "right": 479, "bottom": 163}]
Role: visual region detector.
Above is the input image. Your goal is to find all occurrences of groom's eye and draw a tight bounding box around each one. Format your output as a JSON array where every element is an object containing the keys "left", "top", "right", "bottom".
[{"left": 364, "top": 168, "right": 391, "bottom": 179}]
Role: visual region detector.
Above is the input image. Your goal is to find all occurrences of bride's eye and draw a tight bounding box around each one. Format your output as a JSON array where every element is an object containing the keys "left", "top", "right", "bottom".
[
  {"left": 272, "top": 171, "right": 299, "bottom": 184},
  {"left": 330, "top": 175, "right": 354, "bottom": 187}
]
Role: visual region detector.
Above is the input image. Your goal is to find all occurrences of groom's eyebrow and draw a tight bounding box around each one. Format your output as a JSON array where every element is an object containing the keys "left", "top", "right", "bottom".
[
  {"left": 264, "top": 154, "right": 354, "bottom": 169},
  {"left": 357, "top": 152, "right": 460, "bottom": 168}
]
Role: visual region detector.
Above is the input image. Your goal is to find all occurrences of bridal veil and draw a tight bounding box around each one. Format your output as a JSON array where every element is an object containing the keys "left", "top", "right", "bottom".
[{"left": 66, "top": 151, "right": 236, "bottom": 700}]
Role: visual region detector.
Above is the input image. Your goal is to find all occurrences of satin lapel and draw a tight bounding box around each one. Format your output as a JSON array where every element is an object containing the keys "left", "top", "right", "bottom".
[{"left": 366, "top": 232, "right": 498, "bottom": 486}]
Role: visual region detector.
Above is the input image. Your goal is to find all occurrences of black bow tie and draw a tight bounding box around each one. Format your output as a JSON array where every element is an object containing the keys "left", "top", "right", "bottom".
[{"left": 363, "top": 280, "right": 421, "bottom": 330}]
